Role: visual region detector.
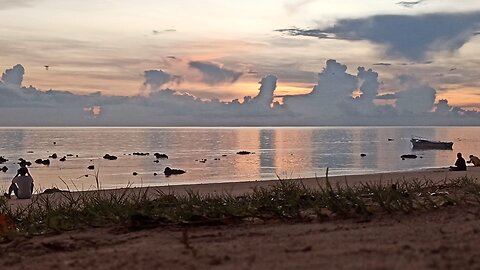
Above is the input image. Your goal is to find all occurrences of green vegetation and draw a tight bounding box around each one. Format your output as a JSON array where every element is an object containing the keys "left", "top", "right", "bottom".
[{"left": 0, "top": 176, "right": 479, "bottom": 241}]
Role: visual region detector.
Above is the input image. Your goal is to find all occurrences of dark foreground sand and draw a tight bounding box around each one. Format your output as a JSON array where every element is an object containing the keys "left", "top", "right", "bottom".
[
  {"left": 1, "top": 205, "right": 480, "bottom": 270},
  {"left": 1, "top": 167, "right": 480, "bottom": 269}
]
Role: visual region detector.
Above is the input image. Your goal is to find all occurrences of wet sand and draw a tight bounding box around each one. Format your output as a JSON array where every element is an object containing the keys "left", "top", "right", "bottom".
[{"left": 2, "top": 167, "right": 480, "bottom": 270}]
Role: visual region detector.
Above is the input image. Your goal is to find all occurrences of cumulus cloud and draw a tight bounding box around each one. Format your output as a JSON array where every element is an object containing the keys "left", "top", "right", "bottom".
[
  {"left": 1, "top": 64, "right": 25, "bottom": 86},
  {"left": 276, "top": 12, "right": 480, "bottom": 60},
  {"left": 188, "top": 61, "right": 243, "bottom": 85},
  {"left": 1, "top": 62, "right": 480, "bottom": 126},
  {"left": 143, "top": 70, "right": 181, "bottom": 91}
]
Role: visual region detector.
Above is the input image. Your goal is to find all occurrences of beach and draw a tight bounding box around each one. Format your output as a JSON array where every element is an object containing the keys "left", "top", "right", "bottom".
[
  {"left": 2, "top": 167, "right": 480, "bottom": 269},
  {"left": 5, "top": 166, "right": 479, "bottom": 209}
]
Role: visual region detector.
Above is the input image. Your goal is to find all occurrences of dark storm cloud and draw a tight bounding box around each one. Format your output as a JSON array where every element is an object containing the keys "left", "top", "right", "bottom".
[
  {"left": 188, "top": 61, "right": 243, "bottom": 85},
  {"left": 277, "top": 12, "right": 480, "bottom": 60}
]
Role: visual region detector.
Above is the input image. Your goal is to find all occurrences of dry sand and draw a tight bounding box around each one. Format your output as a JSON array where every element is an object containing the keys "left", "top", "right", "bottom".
[{"left": 2, "top": 167, "right": 480, "bottom": 270}]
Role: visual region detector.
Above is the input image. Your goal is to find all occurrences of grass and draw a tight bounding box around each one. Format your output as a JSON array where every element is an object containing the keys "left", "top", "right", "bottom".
[{"left": 1, "top": 176, "right": 480, "bottom": 241}]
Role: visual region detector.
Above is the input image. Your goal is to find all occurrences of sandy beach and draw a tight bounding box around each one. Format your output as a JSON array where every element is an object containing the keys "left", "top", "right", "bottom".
[
  {"left": 6, "top": 166, "right": 480, "bottom": 210},
  {"left": 2, "top": 167, "right": 480, "bottom": 270}
]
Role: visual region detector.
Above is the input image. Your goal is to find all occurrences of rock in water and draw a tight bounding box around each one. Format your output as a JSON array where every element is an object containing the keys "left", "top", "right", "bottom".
[
  {"left": 154, "top": 153, "right": 169, "bottom": 159},
  {"left": 87, "top": 165, "right": 95, "bottom": 170},
  {"left": 41, "top": 159, "right": 50, "bottom": 166},
  {"left": 103, "top": 154, "right": 118, "bottom": 160},
  {"left": 236, "top": 151, "right": 252, "bottom": 155},
  {"left": 164, "top": 167, "right": 186, "bottom": 176},
  {"left": 401, "top": 154, "right": 418, "bottom": 160},
  {"left": 0, "top": 156, "right": 8, "bottom": 164}
]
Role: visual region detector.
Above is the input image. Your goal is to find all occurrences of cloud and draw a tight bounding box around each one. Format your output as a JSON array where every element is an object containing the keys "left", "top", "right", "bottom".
[
  {"left": 396, "top": 0, "right": 426, "bottom": 8},
  {"left": 284, "top": 0, "right": 316, "bottom": 14},
  {"left": 143, "top": 70, "right": 181, "bottom": 91},
  {"left": 394, "top": 75, "right": 437, "bottom": 114},
  {"left": 188, "top": 61, "right": 243, "bottom": 85},
  {"left": 0, "top": 0, "right": 37, "bottom": 9},
  {"left": 277, "top": 12, "right": 480, "bottom": 60},
  {"left": 1, "top": 64, "right": 25, "bottom": 86},
  {"left": 373, "top": 62, "right": 392, "bottom": 66},
  {"left": 152, "top": 29, "right": 176, "bottom": 35},
  {"left": 1, "top": 62, "right": 480, "bottom": 126}
]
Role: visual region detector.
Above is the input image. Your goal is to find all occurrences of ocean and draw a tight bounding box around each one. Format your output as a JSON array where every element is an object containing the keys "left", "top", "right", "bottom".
[{"left": 0, "top": 127, "right": 478, "bottom": 192}]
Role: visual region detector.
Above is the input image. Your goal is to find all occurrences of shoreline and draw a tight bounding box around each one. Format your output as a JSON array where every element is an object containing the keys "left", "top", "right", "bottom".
[{"left": 6, "top": 166, "right": 480, "bottom": 209}]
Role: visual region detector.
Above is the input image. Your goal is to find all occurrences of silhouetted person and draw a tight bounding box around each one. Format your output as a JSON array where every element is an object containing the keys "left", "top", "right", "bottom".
[
  {"left": 468, "top": 155, "right": 480, "bottom": 167},
  {"left": 4, "top": 167, "right": 34, "bottom": 199},
  {"left": 450, "top": 153, "right": 467, "bottom": 171}
]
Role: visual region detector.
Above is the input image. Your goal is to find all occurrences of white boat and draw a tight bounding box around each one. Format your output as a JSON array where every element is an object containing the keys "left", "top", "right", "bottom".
[{"left": 410, "top": 137, "right": 453, "bottom": 150}]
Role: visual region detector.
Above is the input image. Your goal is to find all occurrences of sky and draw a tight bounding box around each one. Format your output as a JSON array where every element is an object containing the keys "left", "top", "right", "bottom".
[{"left": 1, "top": 0, "right": 480, "bottom": 126}]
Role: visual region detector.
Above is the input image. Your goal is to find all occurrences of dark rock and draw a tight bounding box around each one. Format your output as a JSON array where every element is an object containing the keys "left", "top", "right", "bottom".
[
  {"left": 35, "top": 159, "right": 43, "bottom": 164},
  {"left": 164, "top": 167, "right": 186, "bottom": 176},
  {"left": 236, "top": 151, "right": 252, "bottom": 155},
  {"left": 401, "top": 154, "right": 418, "bottom": 160},
  {"left": 1, "top": 166, "right": 8, "bottom": 172},
  {"left": 199, "top": 159, "right": 207, "bottom": 163},
  {"left": 133, "top": 172, "right": 138, "bottom": 176},
  {"left": 133, "top": 152, "right": 150, "bottom": 156},
  {"left": 153, "top": 160, "right": 159, "bottom": 163},
  {"left": 59, "top": 156, "right": 66, "bottom": 162},
  {"left": 87, "top": 165, "right": 95, "bottom": 170},
  {"left": 49, "top": 153, "right": 58, "bottom": 159},
  {"left": 388, "top": 138, "right": 394, "bottom": 141},
  {"left": 18, "top": 158, "right": 32, "bottom": 167},
  {"left": 66, "top": 154, "right": 74, "bottom": 157},
  {"left": 27, "top": 151, "right": 34, "bottom": 153},
  {"left": 41, "top": 159, "right": 50, "bottom": 166},
  {"left": 154, "top": 173, "right": 158, "bottom": 176},
  {"left": 53, "top": 141, "right": 56, "bottom": 145},
  {"left": 360, "top": 154, "right": 367, "bottom": 157},
  {"left": 222, "top": 154, "right": 227, "bottom": 157},
  {"left": 154, "top": 153, "right": 169, "bottom": 159},
  {"left": 43, "top": 187, "right": 70, "bottom": 194},
  {"left": 214, "top": 158, "right": 220, "bottom": 161},
  {"left": 0, "top": 156, "right": 8, "bottom": 164},
  {"left": 103, "top": 154, "right": 118, "bottom": 160}
]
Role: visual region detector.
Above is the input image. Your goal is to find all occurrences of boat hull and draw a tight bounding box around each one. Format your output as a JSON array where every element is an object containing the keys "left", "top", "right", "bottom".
[{"left": 411, "top": 139, "right": 453, "bottom": 150}]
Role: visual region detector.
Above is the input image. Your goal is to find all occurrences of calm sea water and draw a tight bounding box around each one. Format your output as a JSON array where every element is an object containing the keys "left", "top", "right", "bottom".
[{"left": 0, "top": 127, "right": 479, "bottom": 192}]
